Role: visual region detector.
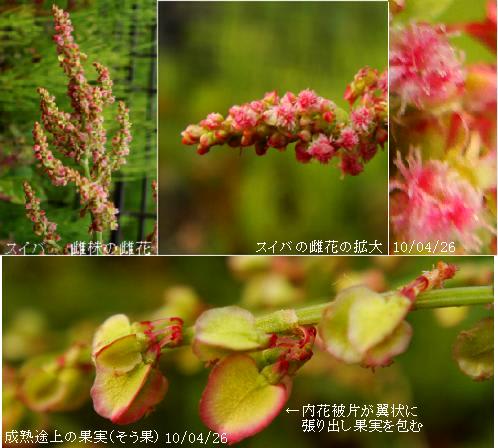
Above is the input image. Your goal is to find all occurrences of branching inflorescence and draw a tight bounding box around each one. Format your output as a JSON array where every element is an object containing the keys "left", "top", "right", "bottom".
[
  {"left": 23, "top": 6, "right": 132, "bottom": 252},
  {"left": 15, "top": 261, "right": 494, "bottom": 444},
  {"left": 389, "top": 1, "right": 497, "bottom": 253},
  {"left": 182, "top": 67, "right": 387, "bottom": 176}
]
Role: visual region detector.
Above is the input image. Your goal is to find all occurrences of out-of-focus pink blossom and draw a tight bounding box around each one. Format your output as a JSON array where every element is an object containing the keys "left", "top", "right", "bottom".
[
  {"left": 464, "top": 64, "right": 497, "bottom": 115},
  {"left": 390, "top": 149, "right": 488, "bottom": 252},
  {"left": 390, "top": 24, "right": 465, "bottom": 109}
]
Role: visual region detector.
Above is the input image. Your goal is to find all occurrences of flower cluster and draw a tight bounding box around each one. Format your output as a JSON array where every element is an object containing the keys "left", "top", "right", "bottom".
[
  {"left": 182, "top": 67, "right": 387, "bottom": 176},
  {"left": 23, "top": 5, "right": 132, "bottom": 240},
  {"left": 389, "top": 2, "right": 496, "bottom": 254},
  {"left": 23, "top": 181, "right": 61, "bottom": 254}
]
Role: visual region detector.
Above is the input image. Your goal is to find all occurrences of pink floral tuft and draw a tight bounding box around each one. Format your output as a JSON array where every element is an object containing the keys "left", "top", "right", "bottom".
[
  {"left": 351, "top": 107, "right": 373, "bottom": 134},
  {"left": 296, "top": 89, "right": 320, "bottom": 112},
  {"left": 338, "top": 127, "right": 359, "bottom": 150},
  {"left": 228, "top": 105, "right": 259, "bottom": 131},
  {"left": 307, "top": 134, "right": 335, "bottom": 164},
  {"left": 390, "top": 23, "right": 465, "bottom": 109}
]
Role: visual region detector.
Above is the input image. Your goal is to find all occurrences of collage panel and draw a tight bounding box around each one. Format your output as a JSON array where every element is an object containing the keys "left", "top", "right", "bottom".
[
  {"left": 158, "top": 1, "right": 388, "bottom": 255},
  {"left": 389, "top": 0, "right": 497, "bottom": 255},
  {"left": 0, "top": 0, "right": 157, "bottom": 255},
  {"left": 3, "top": 255, "right": 494, "bottom": 447}
]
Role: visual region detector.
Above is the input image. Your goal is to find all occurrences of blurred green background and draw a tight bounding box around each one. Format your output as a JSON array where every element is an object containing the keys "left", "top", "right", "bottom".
[
  {"left": 0, "top": 0, "right": 156, "bottom": 251},
  {"left": 3, "top": 255, "right": 493, "bottom": 447},
  {"left": 158, "top": 2, "right": 388, "bottom": 254}
]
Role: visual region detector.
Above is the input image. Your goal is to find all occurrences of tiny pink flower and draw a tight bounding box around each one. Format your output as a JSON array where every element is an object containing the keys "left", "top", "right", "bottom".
[
  {"left": 294, "top": 141, "right": 312, "bottom": 163},
  {"left": 296, "top": 89, "right": 320, "bottom": 112},
  {"left": 351, "top": 106, "right": 373, "bottom": 134},
  {"left": 274, "top": 103, "right": 296, "bottom": 130},
  {"left": 263, "top": 90, "right": 279, "bottom": 105},
  {"left": 340, "top": 154, "right": 363, "bottom": 176},
  {"left": 338, "top": 127, "right": 359, "bottom": 150},
  {"left": 228, "top": 105, "right": 258, "bottom": 131},
  {"left": 308, "top": 134, "right": 334, "bottom": 164},
  {"left": 280, "top": 92, "right": 297, "bottom": 106},
  {"left": 201, "top": 113, "right": 224, "bottom": 130},
  {"left": 249, "top": 100, "right": 266, "bottom": 114}
]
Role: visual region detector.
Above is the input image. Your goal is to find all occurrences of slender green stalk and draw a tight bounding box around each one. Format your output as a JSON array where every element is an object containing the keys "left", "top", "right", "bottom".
[
  {"left": 168, "top": 286, "right": 495, "bottom": 349},
  {"left": 253, "top": 285, "right": 493, "bottom": 333},
  {"left": 413, "top": 285, "right": 493, "bottom": 310}
]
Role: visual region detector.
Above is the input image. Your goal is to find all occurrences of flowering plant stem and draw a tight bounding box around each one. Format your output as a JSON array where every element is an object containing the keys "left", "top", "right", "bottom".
[{"left": 176, "top": 285, "right": 493, "bottom": 347}]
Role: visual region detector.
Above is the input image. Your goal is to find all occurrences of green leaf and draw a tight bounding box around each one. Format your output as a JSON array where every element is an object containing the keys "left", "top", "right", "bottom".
[
  {"left": 199, "top": 354, "right": 289, "bottom": 444},
  {"left": 194, "top": 306, "right": 270, "bottom": 356},
  {"left": 348, "top": 292, "right": 411, "bottom": 353},
  {"left": 453, "top": 318, "right": 493, "bottom": 380}
]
